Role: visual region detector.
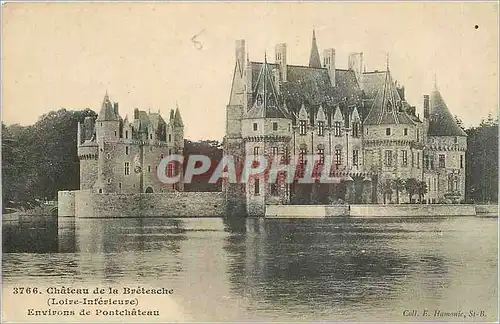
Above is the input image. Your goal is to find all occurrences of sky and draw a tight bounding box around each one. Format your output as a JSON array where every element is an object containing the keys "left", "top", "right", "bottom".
[{"left": 2, "top": 2, "right": 498, "bottom": 140}]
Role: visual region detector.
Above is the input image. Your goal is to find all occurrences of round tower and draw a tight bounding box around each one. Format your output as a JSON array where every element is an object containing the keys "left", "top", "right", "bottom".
[
  {"left": 94, "top": 92, "right": 121, "bottom": 193},
  {"left": 78, "top": 116, "right": 98, "bottom": 190}
]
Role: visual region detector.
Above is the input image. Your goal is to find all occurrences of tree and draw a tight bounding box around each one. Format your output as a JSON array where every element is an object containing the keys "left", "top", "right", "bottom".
[
  {"left": 465, "top": 117, "right": 498, "bottom": 203},
  {"left": 392, "top": 177, "right": 405, "bottom": 204},
  {"left": 2, "top": 108, "right": 97, "bottom": 211},
  {"left": 416, "top": 181, "right": 428, "bottom": 204},
  {"left": 381, "top": 179, "right": 393, "bottom": 204},
  {"left": 405, "top": 178, "right": 419, "bottom": 203}
]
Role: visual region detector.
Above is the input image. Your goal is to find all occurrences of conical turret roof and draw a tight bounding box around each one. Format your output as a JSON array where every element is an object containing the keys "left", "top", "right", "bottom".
[
  {"left": 96, "top": 91, "right": 119, "bottom": 121},
  {"left": 428, "top": 89, "right": 466, "bottom": 136}
]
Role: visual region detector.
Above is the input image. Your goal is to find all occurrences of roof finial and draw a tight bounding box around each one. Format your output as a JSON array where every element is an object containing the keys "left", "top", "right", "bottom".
[
  {"left": 433, "top": 73, "right": 438, "bottom": 90},
  {"left": 386, "top": 53, "right": 390, "bottom": 72},
  {"left": 264, "top": 51, "right": 267, "bottom": 64},
  {"left": 313, "top": 27, "right": 316, "bottom": 39}
]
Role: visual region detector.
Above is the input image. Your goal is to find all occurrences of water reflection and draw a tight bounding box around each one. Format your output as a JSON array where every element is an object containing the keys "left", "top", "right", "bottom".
[{"left": 2, "top": 215, "right": 498, "bottom": 321}]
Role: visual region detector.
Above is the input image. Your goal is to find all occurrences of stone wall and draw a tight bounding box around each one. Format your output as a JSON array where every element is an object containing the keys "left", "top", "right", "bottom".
[
  {"left": 350, "top": 204, "right": 476, "bottom": 217},
  {"left": 70, "top": 191, "right": 225, "bottom": 218},
  {"left": 475, "top": 205, "right": 498, "bottom": 215},
  {"left": 58, "top": 191, "right": 76, "bottom": 217}
]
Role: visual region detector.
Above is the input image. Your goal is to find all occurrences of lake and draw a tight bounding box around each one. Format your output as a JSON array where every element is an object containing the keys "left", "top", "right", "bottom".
[{"left": 2, "top": 216, "right": 498, "bottom": 322}]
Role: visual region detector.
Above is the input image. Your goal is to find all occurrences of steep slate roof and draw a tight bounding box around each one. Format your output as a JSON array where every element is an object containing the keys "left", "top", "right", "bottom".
[
  {"left": 246, "top": 59, "right": 290, "bottom": 119},
  {"left": 96, "top": 92, "right": 119, "bottom": 121},
  {"left": 363, "top": 70, "right": 415, "bottom": 125},
  {"left": 249, "top": 62, "right": 363, "bottom": 126},
  {"left": 361, "top": 71, "right": 387, "bottom": 99},
  {"left": 428, "top": 89, "right": 467, "bottom": 136}
]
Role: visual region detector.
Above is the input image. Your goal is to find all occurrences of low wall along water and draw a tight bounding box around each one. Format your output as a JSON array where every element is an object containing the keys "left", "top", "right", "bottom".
[{"left": 59, "top": 190, "right": 226, "bottom": 218}]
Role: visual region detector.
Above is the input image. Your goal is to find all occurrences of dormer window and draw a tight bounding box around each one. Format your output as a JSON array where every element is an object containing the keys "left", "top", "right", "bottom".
[
  {"left": 404, "top": 128, "right": 408, "bottom": 136},
  {"left": 125, "top": 130, "right": 128, "bottom": 139},
  {"left": 272, "top": 122, "right": 278, "bottom": 131},
  {"left": 352, "top": 122, "right": 360, "bottom": 138},
  {"left": 386, "top": 128, "right": 391, "bottom": 136},
  {"left": 253, "top": 123, "right": 258, "bottom": 131}
]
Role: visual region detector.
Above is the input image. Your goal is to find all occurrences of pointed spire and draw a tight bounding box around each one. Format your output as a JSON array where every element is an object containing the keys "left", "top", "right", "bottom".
[
  {"left": 309, "top": 29, "right": 321, "bottom": 68},
  {"left": 96, "top": 90, "right": 118, "bottom": 121},
  {"left": 173, "top": 104, "right": 184, "bottom": 127}
]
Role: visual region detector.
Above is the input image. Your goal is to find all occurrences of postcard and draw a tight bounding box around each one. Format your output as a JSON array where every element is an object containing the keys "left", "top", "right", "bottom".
[{"left": 1, "top": 2, "right": 498, "bottom": 322}]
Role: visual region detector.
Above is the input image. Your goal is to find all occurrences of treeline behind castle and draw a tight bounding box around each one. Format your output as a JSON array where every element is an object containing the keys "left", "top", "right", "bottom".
[{"left": 2, "top": 108, "right": 498, "bottom": 210}]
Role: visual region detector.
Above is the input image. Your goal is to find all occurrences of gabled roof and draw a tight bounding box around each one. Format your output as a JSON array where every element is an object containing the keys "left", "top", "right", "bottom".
[
  {"left": 246, "top": 58, "right": 290, "bottom": 119},
  {"left": 96, "top": 92, "right": 119, "bottom": 121},
  {"left": 363, "top": 70, "right": 414, "bottom": 125},
  {"left": 428, "top": 89, "right": 467, "bottom": 136}
]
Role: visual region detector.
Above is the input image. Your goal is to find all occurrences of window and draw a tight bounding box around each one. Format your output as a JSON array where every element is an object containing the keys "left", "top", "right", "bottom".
[
  {"left": 288, "top": 124, "right": 291, "bottom": 132},
  {"left": 150, "top": 134, "right": 153, "bottom": 140},
  {"left": 417, "top": 152, "right": 420, "bottom": 169},
  {"left": 454, "top": 136, "right": 458, "bottom": 144},
  {"left": 99, "top": 189, "right": 103, "bottom": 193},
  {"left": 160, "top": 154, "right": 164, "bottom": 159},
  {"left": 430, "top": 157, "right": 434, "bottom": 170},
  {"left": 273, "top": 122, "right": 278, "bottom": 131},
  {"left": 460, "top": 155, "right": 464, "bottom": 169},
  {"left": 353, "top": 150, "right": 359, "bottom": 166},
  {"left": 168, "top": 149, "right": 172, "bottom": 155},
  {"left": 352, "top": 122, "right": 360, "bottom": 138},
  {"left": 107, "top": 178, "right": 111, "bottom": 184},
  {"left": 254, "top": 179, "right": 260, "bottom": 195},
  {"left": 417, "top": 129, "right": 420, "bottom": 141},
  {"left": 253, "top": 123, "right": 258, "bottom": 131},
  {"left": 119, "top": 182, "right": 122, "bottom": 189},
  {"left": 434, "top": 178, "right": 437, "bottom": 191},
  {"left": 411, "top": 152, "right": 414, "bottom": 167},
  {"left": 253, "top": 146, "right": 259, "bottom": 156},
  {"left": 124, "top": 162, "right": 130, "bottom": 175},
  {"left": 439, "top": 154, "right": 446, "bottom": 168},
  {"left": 424, "top": 155, "right": 429, "bottom": 169},
  {"left": 115, "top": 131, "right": 117, "bottom": 137},
  {"left": 384, "top": 150, "right": 393, "bottom": 167},
  {"left": 125, "top": 130, "right": 128, "bottom": 139},
  {"left": 386, "top": 128, "right": 391, "bottom": 136},
  {"left": 272, "top": 147, "right": 279, "bottom": 157},
  {"left": 318, "top": 121, "right": 325, "bottom": 136},
  {"left": 334, "top": 122, "right": 342, "bottom": 137},
  {"left": 125, "top": 146, "right": 129, "bottom": 155},
  {"left": 299, "top": 120, "right": 307, "bottom": 135},
  {"left": 402, "top": 150, "right": 408, "bottom": 166},
  {"left": 299, "top": 148, "right": 307, "bottom": 166},
  {"left": 168, "top": 134, "right": 172, "bottom": 142},
  {"left": 335, "top": 149, "right": 342, "bottom": 166},
  {"left": 106, "top": 153, "right": 111, "bottom": 159},
  {"left": 318, "top": 148, "right": 325, "bottom": 165},
  {"left": 404, "top": 128, "right": 408, "bottom": 136}
]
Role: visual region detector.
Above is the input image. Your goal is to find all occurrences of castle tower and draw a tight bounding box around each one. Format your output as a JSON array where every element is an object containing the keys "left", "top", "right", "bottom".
[
  {"left": 94, "top": 92, "right": 121, "bottom": 193},
  {"left": 242, "top": 53, "right": 292, "bottom": 216},
  {"left": 425, "top": 79, "right": 467, "bottom": 203},
  {"left": 78, "top": 116, "right": 98, "bottom": 190},
  {"left": 363, "top": 60, "right": 421, "bottom": 203}
]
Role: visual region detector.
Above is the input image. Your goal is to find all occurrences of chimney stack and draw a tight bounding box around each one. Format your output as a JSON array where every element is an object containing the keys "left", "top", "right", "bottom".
[
  {"left": 348, "top": 52, "right": 364, "bottom": 85},
  {"left": 235, "top": 40, "right": 246, "bottom": 77},
  {"left": 275, "top": 43, "right": 287, "bottom": 82},
  {"left": 323, "top": 48, "right": 336, "bottom": 87},
  {"left": 423, "top": 95, "right": 430, "bottom": 118}
]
